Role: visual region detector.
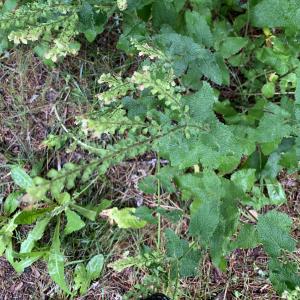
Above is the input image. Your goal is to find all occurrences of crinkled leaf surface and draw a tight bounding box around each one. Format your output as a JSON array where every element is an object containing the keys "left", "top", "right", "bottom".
[{"left": 257, "top": 211, "right": 296, "bottom": 257}]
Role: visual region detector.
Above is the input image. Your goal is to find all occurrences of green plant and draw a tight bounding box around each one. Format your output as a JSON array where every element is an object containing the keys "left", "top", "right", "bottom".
[{"left": 1, "top": 0, "right": 300, "bottom": 298}]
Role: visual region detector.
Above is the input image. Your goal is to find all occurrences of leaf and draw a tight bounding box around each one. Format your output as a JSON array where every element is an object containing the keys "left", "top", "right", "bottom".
[
  {"left": 14, "top": 207, "right": 53, "bottom": 225},
  {"left": 108, "top": 256, "right": 140, "bottom": 272},
  {"left": 188, "top": 173, "right": 222, "bottom": 242},
  {"left": 189, "top": 189, "right": 220, "bottom": 242},
  {"left": 165, "top": 229, "right": 189, "bottom": 259},
  {"left": 251, "top": 0, "right": 300, "bottom": 30},
  {"left": 74, "top": 264, "right": 89, "bottom": 295},
  {"left": 219, "top": 37, "right": 248, "bottom": 59},
  {"left": 48, "top": 220, "right": 71, "bottom": 294},
  {"left": 103, "top": 207, "right": 147, "bottom": 229},
  {"left": 296, "top": 78, "right": 300, "bottom": 123},
  {"left": 71, "top": 204, "right": 97, "bottom": 221},
  {"left": 64, "top": 209, "right": 85, "bottom": 235},
  {"left": 179, "top": 249, "right": 201, "bottom": 277},
  {"left": 265, "top": 178, "right": 287, "bottom": 205},
  {"left": 231, "top": 169, "right": 256, "bottom": 192},
  {"left": 20, "top": 216, "right": 51, "bottom": 253},
  {"left": 56, "top": 192, "right": 71, "bottom": 205},
  {"left": 256, "top": 103, "right": 292, "bottom": 144},
  {"left": 262, "top": 82, "right": 275, "bottom": 98},
  {"left": 134, "top": 206, "right": 157, "bottom": 224},
  {"left": 4, "top": 191, "right": 22, "bottom": 215},
  {"left": 10, "top": 166, "right": 33, "bottom": 190},
  {"left": 268, "top": 258, "right": 300, "bottom": 294},
  {"left": 157, "top": 122, "right": 242, "bottom": 170},
  {"left": 257, "top": 211, "right": 296, "bottom": 257},
  {"left": 155, "top": 32, "right": 222, "bottom": 84},
  {"left": 138, "top": 176, "right": 157, "bottom": 194},
  {"left": 86, "top": 254, "right": 104, "bottom": 280},
  {"left": 95, "top": 199, "right": 112, "bottom": 214},
  {"left": 231, "top": 224, "right": 258, "bottom": 250},
  {"left": 0, "top": 213, "right": 20, "bottom": 255},
  {"left": 165, "top": 229, "right": 201, "bottom": 277},
  {"left": 2, "top": 0, "right": 17, "bottom": 13},
  {"left": 5, "top": 242, "right": 43, "bottom": 273},
  {"left": 261, "top": 152, "right": 282, "bottom": 178},
  {"left": 156, "top": 207, "right": 183, "bottom": 223},
  {"left": 185, "top": 11, "right": 213, "bottom": 47},
  {"left": 117, "top": 0, "right": 128, "bottom": 11},
  {"left": 84, "top": 29, "right": 97, "bottom": 43},
  {"left": 184, "top": 81, "right": 217, "bottom": 123}
]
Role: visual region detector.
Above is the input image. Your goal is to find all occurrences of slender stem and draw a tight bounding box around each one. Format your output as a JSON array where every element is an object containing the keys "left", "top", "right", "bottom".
[{"left": 156, "top": 154, "right": 161, "bottom": 250}]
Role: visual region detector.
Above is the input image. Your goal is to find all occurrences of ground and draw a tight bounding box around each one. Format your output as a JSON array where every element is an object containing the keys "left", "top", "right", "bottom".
[{"left": 0, "top": 43, "right": 299, "bottom": 299}]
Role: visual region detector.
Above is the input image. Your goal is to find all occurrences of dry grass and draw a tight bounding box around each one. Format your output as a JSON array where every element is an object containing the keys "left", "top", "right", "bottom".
[{"left": 0, "top": 46, "right": 299, "bottom": 300}]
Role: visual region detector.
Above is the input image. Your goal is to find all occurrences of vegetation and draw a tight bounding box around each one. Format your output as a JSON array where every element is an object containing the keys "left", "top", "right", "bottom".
[{"left": 0, "top": 0, "right": 299, "bottom": 299}]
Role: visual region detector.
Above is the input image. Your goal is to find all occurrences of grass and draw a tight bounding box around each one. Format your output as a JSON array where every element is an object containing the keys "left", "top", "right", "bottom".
[{"left": 1, "top": 41, "right": 299, "bottom": 299}]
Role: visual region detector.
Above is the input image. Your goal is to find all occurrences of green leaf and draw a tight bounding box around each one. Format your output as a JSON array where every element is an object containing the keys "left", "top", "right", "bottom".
[
  {"left": 138, "top": 176, "right": 157, "bottom": 194},
  {"left": 165, "top": 229, "right": 189, "bottom": 259},
  {"left": 185, "top": 11, "right": 213, "bottom": 47},
  {"left": 268, "top": 258, "right": 300, "bottom": 294},
  {"left": 134, "top": 206, "right": 157, "bottom": 224},
  {"left": 156, "top": 207, "right": 183, "bottom": 223},
  {"left": 265, "top": 178, "right": 287, "bottom": 205},
  {"left": 11, "top": 166, "right": 33, "bottom": 190},
  {"left": 5, "top": 242, "right": 43, "bottom": 273},
  {"left": 184, "top": 81, "right": 217, "bottom": 123},
  {"left": 231, "top": 224, "right": 258, "bottom": 250},
  {"left": 231, "top": 169, "right": 256, "bottom": 192},
  {"left": 295, "top": 78, "right": 300, "bottom": 123},
  {"left": 95, "top": 199, "right": 112, "bottom": 214},
  {"left": 14, "top": 207, "right": 53, "bottom": 225},
  {"left": 64, "top": 209, "right": 85, "bottom": 235},
  {"left": 179, "top": 249, "right": 201, "bottom": 277},
  {"left": 261, "top": 152, "right": 282, "bottom": 178},
  {"left": 84, "top": 29, "right": 98, "bottom": 43},
  {"left": 256, "top": 103, "right": 291, "bottom": 144},
  {"left": 0, "top": 213, "right": 20, "bottom": 255},
  {"left": 4, "top": 191, "right": 22, "bottom": 215},
  {"left": 74, "top": 264, "right": 89, "bottom": 295},
  {"left": 189, "top": 191, "right": 220, "bottom": 242},
  {"left": 219, "top": 37, "right": 248, "bottom": 59},
  {"left": 2, "top": 0, "right": 17, "bottom": 13},
  {"left": 262, "top": 82, "right": 275, "bottom": 98},
  {"left": 188, "top": 174, "right": 222, "bottom": 242},
  {"left": 165, "top": 229, "right": 201, "bottom": 277},
  {"left": 251, "top": 0, "right": 300, "bottom": 30},
  {"left": 20, "top": 216, "right": 51, "bottom": 253},
  {"left": 48, "top": 220, "right": 71, "bottom": 294},
  {"left": 155, "top": 32, "right": 222, "bottom": 84},
  {"left": 104, "top": 207, "right": 147, "bottom": 229},
  {"left": 86, "top": 254, "right": 104, "bottom": 280},
  {"left": 71, "top": 204, "right": 97, "bottom": 221},
  {"left": 108, "top": 256, "right": 141, "bottom": 272},
  {"left": 257, "top": 211, "right": 296, "bottom": 257},
  {"left": 56, "top": 192, "right": 71, "bottom": 205}
]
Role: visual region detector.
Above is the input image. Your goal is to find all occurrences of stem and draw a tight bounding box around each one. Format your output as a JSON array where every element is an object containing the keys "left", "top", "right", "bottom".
[{"left": 156, "top": 154, "right": 161, "bottom": 250}]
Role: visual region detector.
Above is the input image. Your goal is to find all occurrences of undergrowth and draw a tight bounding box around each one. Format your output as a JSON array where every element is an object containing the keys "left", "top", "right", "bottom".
[{"left": 0, "top": 0, "right": 300, "bottom": 299}]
